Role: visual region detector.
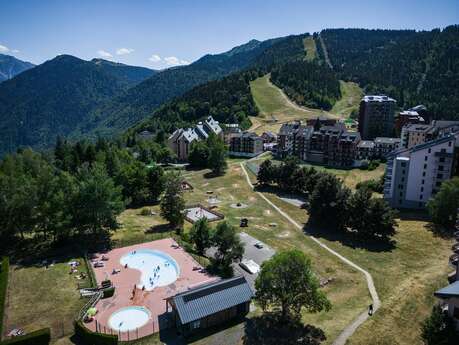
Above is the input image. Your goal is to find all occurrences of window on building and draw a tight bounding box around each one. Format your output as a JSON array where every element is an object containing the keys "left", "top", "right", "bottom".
[
  {"left": 400, "top": 192, "right": 403, "bottom": 197},
  {"left": 190, "top": 320, "right": 201, "bottom": 329},
  {"left": 441, "top": 148, "right": 446, "bottom": 153},
  {"left": 440, "top": 157, "right": 445, "bottom": 163},
  {"left": 448, "top": 142, "right": 452, "bottom": 147},
  {"left": 420, "top": 194, "right": 423, "bottom": 200},
  {"left": 438, "top": 165, "right": 444, "bottom": 171},
  {"left": 437, "top": 173, "right": 443, "bottom": 179},
  {"left": 424, "top": 156, "right": 428, "bottom": 161},
  {"left": 436, "top": 182, "right": 441, "bottom": 187},
  {"left": 421, "top": 187, "right": 424, "bottom": 192},
  {"left": 424, "top": 164, "right": 427, "bottom": 169},
  {"left": 419, "top": 202, "right": 423, "bottom": 208},
  {"left": 401, "top": 162, "right": 406, "bottom": 167},
  {"left": 422, "top": 172, "right": 426, "bottom": 177},
  {"left": 402, "top": 170, "right": 405, "bottom": 175},
  {"left": 401, "top": 178, "right": 405, "bottom": 182},
  {"left": 422, "top": 179, "right": 425, "bottom": 184},
  {"left": 428, "top": 148, "right": 431, "bottom": 153}
]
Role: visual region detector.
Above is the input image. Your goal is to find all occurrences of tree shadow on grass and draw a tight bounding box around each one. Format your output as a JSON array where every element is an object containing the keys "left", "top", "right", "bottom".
[
  {"left": 304, "top": 221, "right": 396, "bottom": 253},
  {"left": 243, "top": 314, "right": 326, "bottom": 345},
  {"left": 145, "top": 223, "right": 173, "bottom": 234}
]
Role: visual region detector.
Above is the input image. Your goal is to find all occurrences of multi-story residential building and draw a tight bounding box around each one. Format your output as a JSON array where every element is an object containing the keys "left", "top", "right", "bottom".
[
  {"left": 374, "top": 137, "right": 401, "bottom": 157},
  {"left": 356, "top": 140, "right": 375, "bottom": 161},
  {"left": 278, "top": 122, "right": 361, "bottom": 168},
  {"left": 229, "top": 132, "right": 264, "bottom": 157},
  {"left": 400, "top": 121, "right": 459, "bottom": 149},
  {"left": 400, "top": 124, "right": 436, "bottom": 149},
  {"left": 395, "top": 109, "right": 425, "bottom": 134},
  {"left": 261, "top": 131, "right": 277, "bottom": 143},
  {"left": 305, "top": 116, "right": 337, "bottom": 130},
  {"left": 277, "top": 121, "right": 303, "bottom": 158},
  {"left": 358, "top": 95, "right": 396, "bottom": 139},
  {"left": 384, "top": 132, "right": 459, "bottom": 209},
  {"left": 223, "top": 123, "right": 241, "bottom": 144},
  {"left": 168, "top": 116, "right": 222, "bottom": 161}
]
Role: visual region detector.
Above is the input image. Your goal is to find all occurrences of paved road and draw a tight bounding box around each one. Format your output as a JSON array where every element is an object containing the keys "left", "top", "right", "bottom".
[
  {"left": 240, "top": 162, "right": 380, "bottom": 345},
  {"left": 234, "top": 232, "right": 275, "bottom": 290}
]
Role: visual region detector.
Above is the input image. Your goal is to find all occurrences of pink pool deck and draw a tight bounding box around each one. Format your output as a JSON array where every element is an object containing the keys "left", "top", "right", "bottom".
[{"left": 85, "top": 238, "right": 217, "bottom": 339}]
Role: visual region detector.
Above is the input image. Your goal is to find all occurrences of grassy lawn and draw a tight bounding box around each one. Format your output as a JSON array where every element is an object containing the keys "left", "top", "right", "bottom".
[
  {"left": 303, "top": 36, "right": 317, "bottom": 61},
  {"left": 330, "top": 81, "right": 363, "bottom": 118},
  {"left": 183, "top": 164, "right": 370, "bottom": 344},
  {"left": 249, "top": 75, "right": 360, "bottom": 136},
  {"left": 4, "top": 258, "right": 89, "bottom": 341},
  {"left": 249, "top": 74, "right": 323, "bottom": 135},
  {"left": 243, "top": 165, "right": 453, "bottom": 345}
]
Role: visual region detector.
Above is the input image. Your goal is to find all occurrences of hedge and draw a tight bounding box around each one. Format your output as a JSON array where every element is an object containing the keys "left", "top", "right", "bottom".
[
  {"left": 0, "top": 257, "right": 9, "bottom": 337},
  {"left": 0, "top": 328, "right": 50, "bottom": 345},
  {"left": 74, "top": 321, "right": 118, "bottom": 345},
  {"left": 83, "top": 254, "right": 97, "bottom": 288}
]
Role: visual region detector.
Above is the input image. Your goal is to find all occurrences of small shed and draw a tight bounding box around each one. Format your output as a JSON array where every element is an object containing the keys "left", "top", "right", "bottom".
[{"left": 167, "top": 276, "right": 253, "bottom": 336}]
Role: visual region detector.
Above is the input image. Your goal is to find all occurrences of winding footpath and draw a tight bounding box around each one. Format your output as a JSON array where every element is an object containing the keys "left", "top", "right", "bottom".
[{"left": 240, "top": 162, "right": 381, "bottom": 345}]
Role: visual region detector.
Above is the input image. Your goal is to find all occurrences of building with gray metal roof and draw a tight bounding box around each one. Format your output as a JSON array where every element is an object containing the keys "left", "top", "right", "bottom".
[{"left": 167, "top": 276, "right": 253, "bottom": 336}]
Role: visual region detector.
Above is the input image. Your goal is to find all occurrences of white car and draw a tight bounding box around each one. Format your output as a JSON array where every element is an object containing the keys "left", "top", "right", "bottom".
[
  {"left": 254, "top": 242, "right": 264, "bottom": 249},
  {"left": 239, "top": 259, "right": 260, "bottom": 274}
]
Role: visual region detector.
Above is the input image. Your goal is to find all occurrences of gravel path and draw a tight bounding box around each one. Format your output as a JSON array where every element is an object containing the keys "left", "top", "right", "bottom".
[{"left": 240, "top": 162, "right": 380, "bottom": 345}]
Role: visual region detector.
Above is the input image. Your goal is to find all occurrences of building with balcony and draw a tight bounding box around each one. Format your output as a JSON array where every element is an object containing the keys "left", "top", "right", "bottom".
[
  {"left": 229, "top": 132, "right": 264, "bottom": 157},
  {"left": 383, "top": 132, "right": 459, "bottom": 209}
]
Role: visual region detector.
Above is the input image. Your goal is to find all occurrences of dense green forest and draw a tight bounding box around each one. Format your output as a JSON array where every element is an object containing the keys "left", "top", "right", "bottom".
[
  {"left": 129, "top": 34, "right": 310, "bottom": 137},
  {"left": 270, "top": 60, "right": 341, "bottom": 110},
  {"left": 0, "top": 55, "right": 155, "bottom": 156},
  {"left": 0, "top": 136, "right": 172, "bottom": 247},
  {"left": 83, "top": 37, "right": 286, "bottom": 136},
  {"left": 131, "top": 70, "right": 261, "bottom": 134},
  {"left": 317, "top": 26, "right": 459, "bottom": 120}
]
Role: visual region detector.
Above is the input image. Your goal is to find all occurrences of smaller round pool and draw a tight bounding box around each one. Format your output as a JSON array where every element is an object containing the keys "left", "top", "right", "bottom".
[{"left": 108, "top": 306, "right": 150, "bottom": 332}]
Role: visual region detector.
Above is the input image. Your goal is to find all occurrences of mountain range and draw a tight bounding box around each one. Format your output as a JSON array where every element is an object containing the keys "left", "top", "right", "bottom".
[
  {"left": 0, "top": 26, "right": 457, "bottom": 156},
  {"left": 0, "top": 54, "right": 35, "bottom": 82}
]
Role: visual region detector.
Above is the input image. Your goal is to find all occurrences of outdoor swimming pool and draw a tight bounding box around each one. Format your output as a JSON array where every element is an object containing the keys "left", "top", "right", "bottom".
[
  {"left": 120, "top": 249, "right": 179, "bottom": 290},
  {"left": 108, "top": 306, "right": 151, "bottom": 332}
]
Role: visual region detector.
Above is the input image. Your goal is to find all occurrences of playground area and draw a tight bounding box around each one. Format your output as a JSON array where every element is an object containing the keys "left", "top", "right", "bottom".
[{"left": 85, "top": 238, "right": 217, "bottom": 340}]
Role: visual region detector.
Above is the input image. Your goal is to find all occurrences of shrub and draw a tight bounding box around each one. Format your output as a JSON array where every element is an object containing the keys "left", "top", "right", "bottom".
[
  {"left": 0, "top": 257, "right": 9, "bottom": 336},
  {"left": 0, "top": 328, "right": 50, "bottom": 345},
  {"left": 74, "top": 321, "right": 118, "bottom": 345}
]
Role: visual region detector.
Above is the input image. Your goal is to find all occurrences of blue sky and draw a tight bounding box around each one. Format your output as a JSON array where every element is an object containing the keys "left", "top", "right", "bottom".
[{"left": 0, "top": 0, "right": 457, "bottom": 69}]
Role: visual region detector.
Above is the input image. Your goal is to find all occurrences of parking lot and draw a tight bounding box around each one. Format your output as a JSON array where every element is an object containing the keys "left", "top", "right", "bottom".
[{"left": 234, "top": 232, "right": 275, "bottom": 289}]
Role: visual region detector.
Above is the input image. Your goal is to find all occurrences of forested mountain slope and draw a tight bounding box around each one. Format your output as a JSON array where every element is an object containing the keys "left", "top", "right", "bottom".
[
  {"left": 80, "top": 37, "right": 288, "bottom": 136},
  {"left": 126, "top": 34, "right": 311, "bottom": 137},
  {"left": 316, "top": 26, "right": 459, "bottom": 120},
  {"left": 0, "top": 54, "right": 35, "bottom": 82},
  {"left": 0, "top": 55, "right": 151, "bottom": 155},
  {"left": 91, "top": 58, "right": 156, "bottom": 87}
]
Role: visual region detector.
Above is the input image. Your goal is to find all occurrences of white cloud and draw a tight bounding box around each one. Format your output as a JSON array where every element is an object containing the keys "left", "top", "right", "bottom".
[
  {"left": 11, "top": 49, "right": 20, "bottom": 53},
  {"left": 148, "top": 54, "right": 161, "bottom": 63},
  {"left": 116, "top": 48, "right": 134, "bottom": 55},
  {"left": 97, "top": 50, "right": 113, "bottom": 59},
  {"left": 164, "top": 56, "right": 189, "bottom": 66},
  {"left": 0, "top": 44, "right": 10, "bottom": 53}
]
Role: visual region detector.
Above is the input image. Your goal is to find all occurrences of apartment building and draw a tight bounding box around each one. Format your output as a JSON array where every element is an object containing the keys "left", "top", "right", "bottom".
[
  {"left": 374, "top": 137, "right": 401, "bottom": 157},
  {"left": 358, "top": 95, "right": 396, "bottom": 139},
  {"left": 395, "top": 109, "right": 425, "bottom": 134},
  {"left": 168, "top": 116, "right": 222, "bottom": 161},
  {"left": 356, "top": 140, "right": 375, "bottom": 160},
  {"left": 229, "top": 132, "right": 264, "bottom": 157},
  {"left": 278, "top": 122, "right": 361, "bottom": 168},
  {"left": 400, "top": 121, "right": 459, "bottom": 149},
  {"left": 384, "top": 132, "right": 459, "bottom": 209}
]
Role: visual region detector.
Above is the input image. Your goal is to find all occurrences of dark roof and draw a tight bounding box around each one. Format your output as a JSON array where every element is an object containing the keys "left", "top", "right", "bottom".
[
  {"left": 172, "top": 276, "right": 253, "bottom": 324},
  {"left": 435, "top": 280, "right": 459, "bottom": 298},
  {"left": 411, "top": 134, "right": 455, "bottom": 153}
]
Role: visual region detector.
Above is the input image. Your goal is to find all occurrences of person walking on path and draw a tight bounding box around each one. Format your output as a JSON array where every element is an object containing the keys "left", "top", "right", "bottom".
[{"left": 368, "top": 304, "right": 373, "bottom": 316}]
